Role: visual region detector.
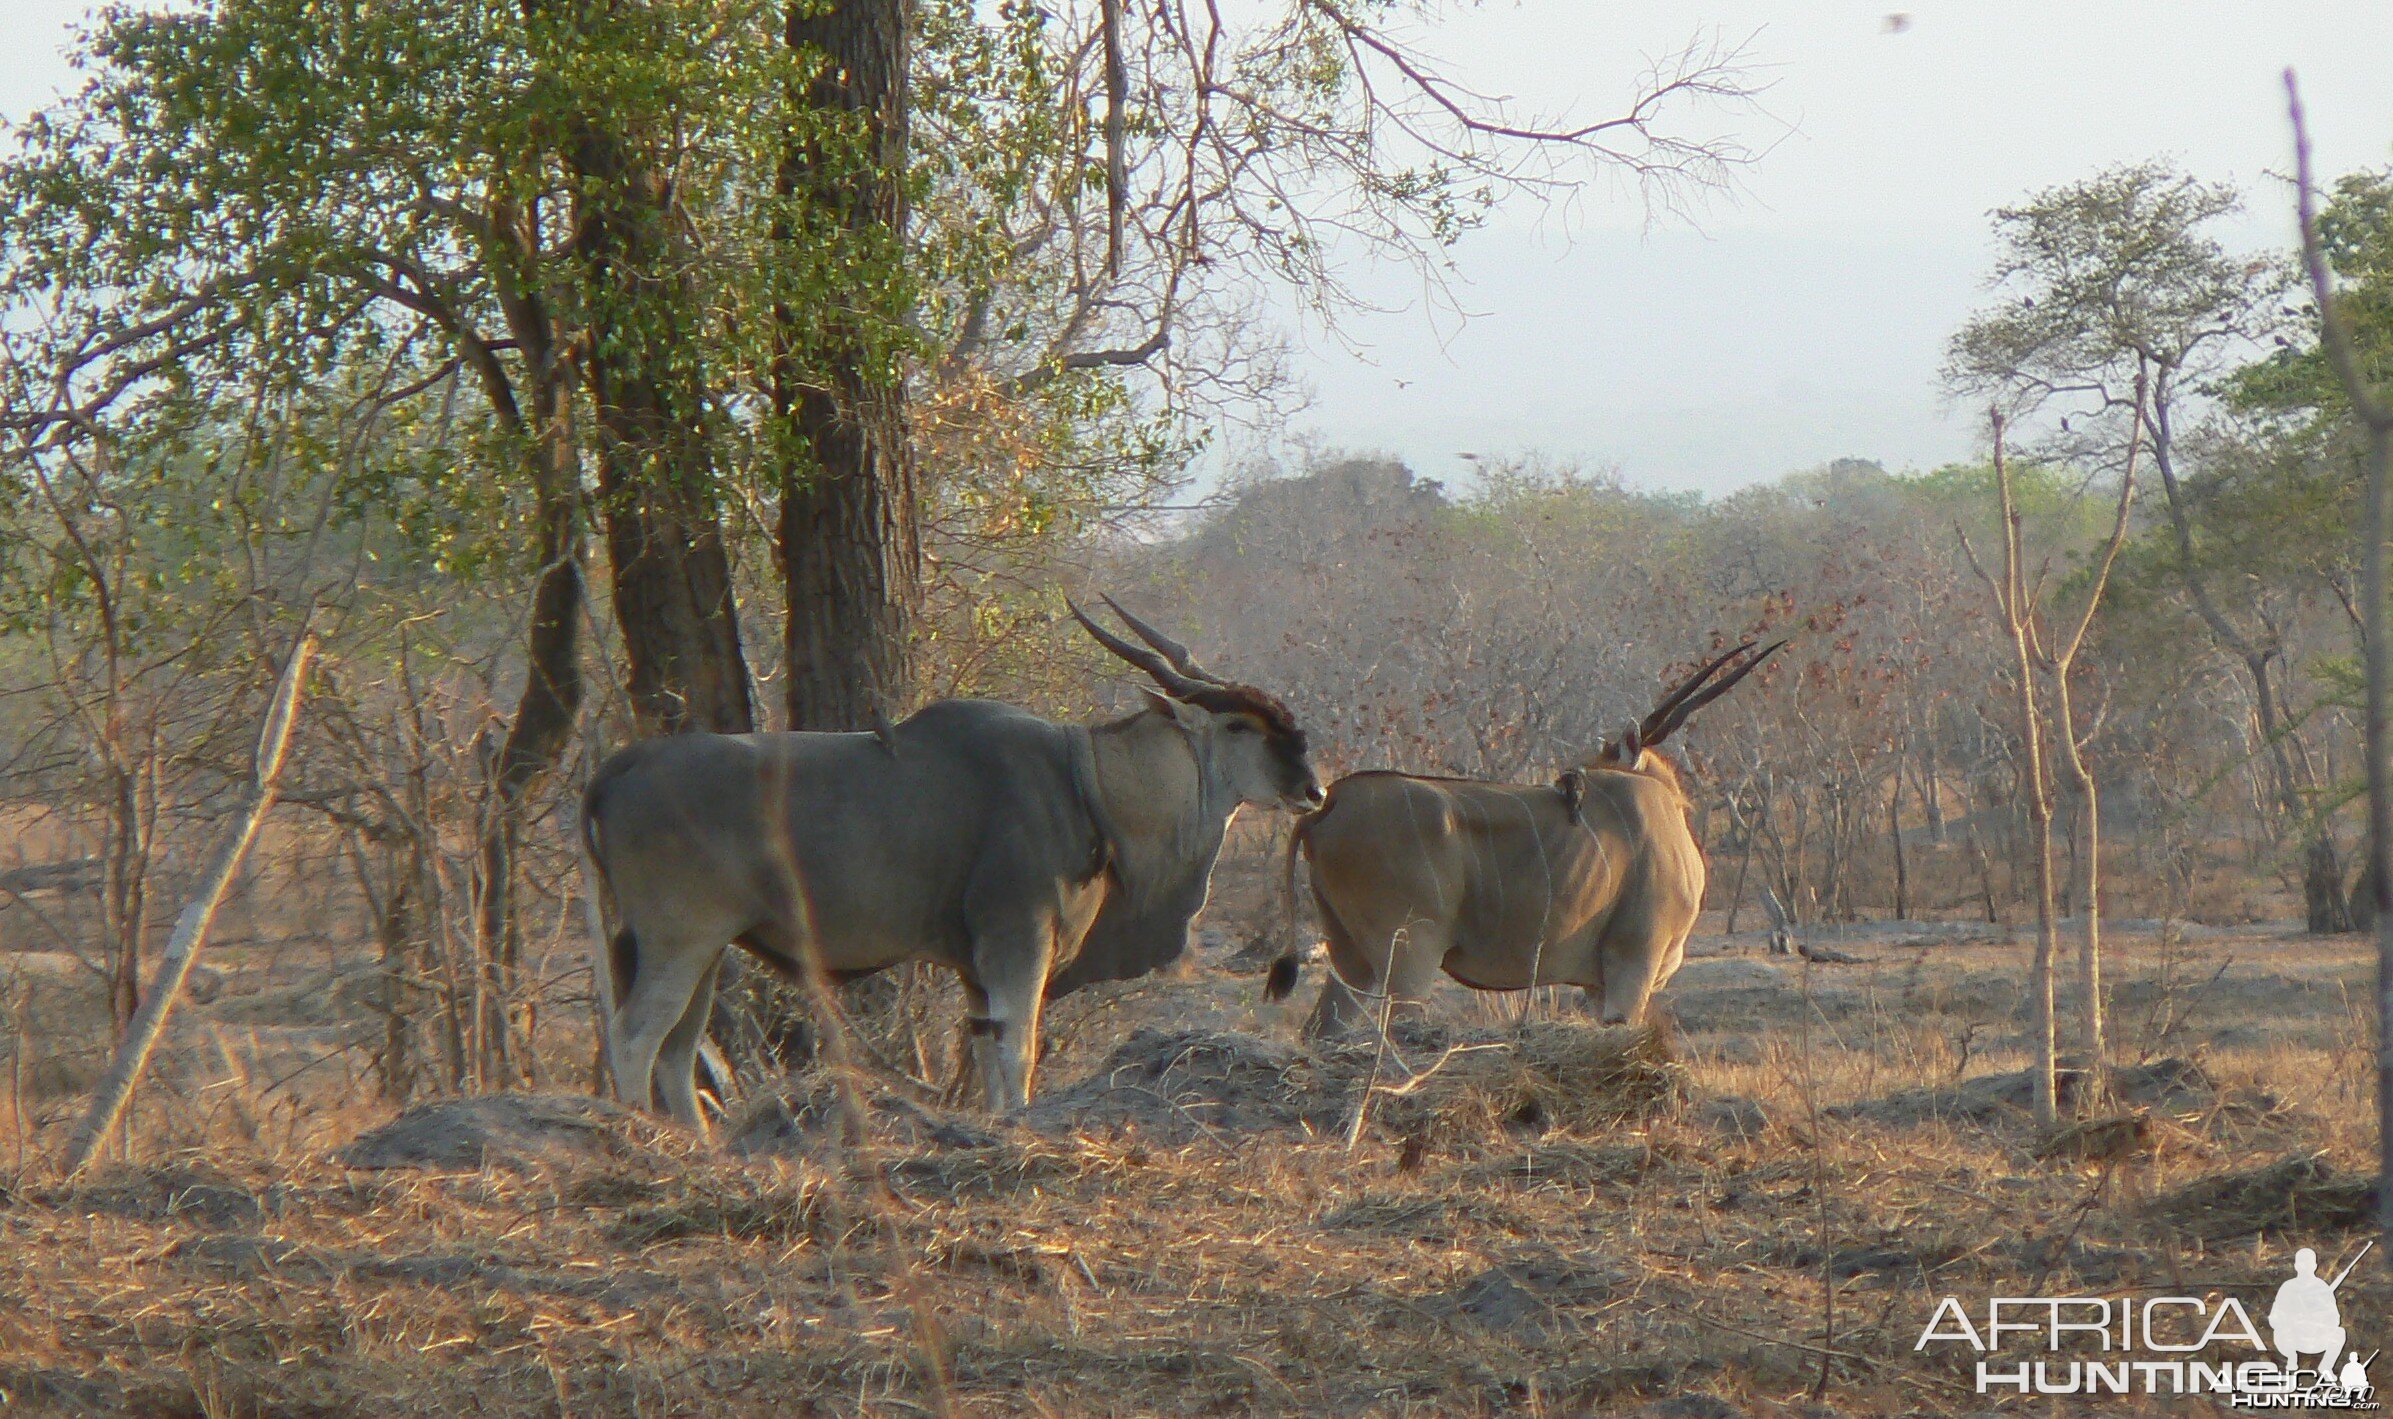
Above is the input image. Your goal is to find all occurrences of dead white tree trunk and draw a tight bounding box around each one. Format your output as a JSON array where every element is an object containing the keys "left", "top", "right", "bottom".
[
  {"left": 61, "top": 630, "right": 315, "bottom": 1181},
  {"left": 2040, "top": 374, "right": 2144, "bottom": 1100},
  {"left": 2290, "top": 73, "right": 2393, "bottom": 1245}
]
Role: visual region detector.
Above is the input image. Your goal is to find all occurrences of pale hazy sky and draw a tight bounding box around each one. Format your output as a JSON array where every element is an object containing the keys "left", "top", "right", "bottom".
[
  {"left": 6, "top": 2, "right": 2392, "bottom": 496},
  {"left": 1275, "top": 3, "right": 2393, "bottom": 495}
]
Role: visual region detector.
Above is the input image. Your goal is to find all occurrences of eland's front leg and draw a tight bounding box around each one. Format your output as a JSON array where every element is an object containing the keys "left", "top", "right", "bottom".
[
  {"left": 1594, "top": 929, "right": 1677, "bottom": 1027},
  {"left": 967, "top": 909, "right": 1058, "bottom": 1113}
]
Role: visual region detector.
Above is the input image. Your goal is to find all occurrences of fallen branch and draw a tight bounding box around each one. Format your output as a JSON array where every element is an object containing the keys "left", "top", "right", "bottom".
[
  {"left": 1364, "top": 1042, "right": 1509, "bottom": 1099},
  {"left": 61, "top": 628, "right": 315, "bottom": 1181}
]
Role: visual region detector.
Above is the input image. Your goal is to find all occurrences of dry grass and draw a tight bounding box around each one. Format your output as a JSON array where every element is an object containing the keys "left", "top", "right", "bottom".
[{"left": 0, "top": 902, "right": 2385, "bottom": 1415}]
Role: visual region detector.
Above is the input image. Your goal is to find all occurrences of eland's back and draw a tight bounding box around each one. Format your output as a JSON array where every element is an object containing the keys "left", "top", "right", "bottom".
[{"left": 583, "top": 700, "right": 1099, "bottom": 977}]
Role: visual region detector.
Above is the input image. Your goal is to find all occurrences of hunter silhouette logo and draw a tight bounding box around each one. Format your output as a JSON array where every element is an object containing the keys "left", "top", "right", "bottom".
[
  {"left": 1915, "top": 1240, "right": 2377, "bottom": 1405},
  {"left": 2271, "top": 1247, "right": 2356, "bottom": 1385}
]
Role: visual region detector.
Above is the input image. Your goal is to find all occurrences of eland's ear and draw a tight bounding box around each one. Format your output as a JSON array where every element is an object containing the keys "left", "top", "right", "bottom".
[{"left": 1140, "top": 687, "right": 1209, "bottom": 730}]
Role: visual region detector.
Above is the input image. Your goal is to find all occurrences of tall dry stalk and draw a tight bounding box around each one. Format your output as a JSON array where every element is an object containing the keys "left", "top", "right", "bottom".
[
  {"left": 2288, "top": 73, "right": 2393, "bottom": 1244},
  {"left": 1345, "top": 927, "right": 1408, "bottom": 1152},
  {"left": 1961, "top": 410, "right": 2061, "bottom": 1124},
  {"left": 6, "top": 970, "right": 28, "bottom": 1185},
  {"left": 751, "top": 754, "right": 957, "bottom": 1417},
  {"left": 1797, "top": 945, "right": 1834, "bottom": 1399}
]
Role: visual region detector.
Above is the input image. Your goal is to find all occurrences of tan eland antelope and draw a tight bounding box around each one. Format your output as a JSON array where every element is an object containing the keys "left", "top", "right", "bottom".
[
  {"left": 583, "top": 598, "right": 1322, "bottom": 1127},
  {"left": 1265, "top": 641, "right": 1779, "bottom": 1038}
]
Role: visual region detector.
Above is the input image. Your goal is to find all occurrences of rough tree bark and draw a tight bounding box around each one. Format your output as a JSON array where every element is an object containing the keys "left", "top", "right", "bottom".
[
  {"left": 100, "top": 755, "right": 152, "bottom": 1040},
  {"left": 776, "top": 0, "right": 920, "bottom": 731}
]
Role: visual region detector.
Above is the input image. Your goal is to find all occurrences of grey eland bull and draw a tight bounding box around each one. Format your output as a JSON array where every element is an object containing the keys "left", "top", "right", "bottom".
[
  {"left": 582, "top": 599, "right": 1322, "bottom": 1127},
  {"left": 1266, "top": 641, "right": 1780, "bottom": 1038}
]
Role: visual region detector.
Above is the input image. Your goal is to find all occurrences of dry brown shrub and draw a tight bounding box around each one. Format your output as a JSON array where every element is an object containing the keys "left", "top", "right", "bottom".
[
  {"left": 1372, "top": 1020, "right": 1690, "bottom": 1149},
  {"left": 2036, "top": 1110, "right": 2161, "bottom": 1162}
]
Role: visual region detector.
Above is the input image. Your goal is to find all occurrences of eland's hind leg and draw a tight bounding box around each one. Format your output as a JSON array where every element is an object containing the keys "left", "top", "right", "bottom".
[
  {"left": 1303, "top": 971, "right": 1376, "bottom": 1039},
  {"left": 608, "top": 931, "right": 727, "bottom": 1129},
  {"left": 652, "top": 951, "right": 726, "bottom": 1132},
  {"left": 1301, "top": 900, "right": 1381, "bottom": 1040},
  {"left": 1304, "top": 916, "right": 1445, "bottom": 1041}
]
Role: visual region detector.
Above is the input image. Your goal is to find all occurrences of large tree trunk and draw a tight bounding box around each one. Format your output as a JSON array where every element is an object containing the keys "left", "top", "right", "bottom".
[
  {"left": 593, "top": 449, "right": 754, "bottom": 736},
  {"left": 777, "top": 0, "right": 919, "bottom": 731},
  {"left": 1921, "top": 734, "right": 1946, "bottom": 844},
  {"left": 569, "top": 124, "right": 755, "bottom": 738},
  {"left": 553, "top": 34, "right": 760, "bottom": 1098},
  {"left": 2252, "top": 652, "right": 2353, "bottom": 933},
  {"left": 2304, "top": 831, "right": 2354, "bottom": 933}
]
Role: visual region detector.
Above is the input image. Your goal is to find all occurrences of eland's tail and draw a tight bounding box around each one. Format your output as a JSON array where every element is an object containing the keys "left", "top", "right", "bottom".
[
  {"left": 579, "top": 777, "right": 637, "bottom": 1019},
  {"left": 1263, "top": 811, "right": 1320, "bottom": 1002},
  {"left": 579, "top": 789, "right": 633, "bottom": 1101}
]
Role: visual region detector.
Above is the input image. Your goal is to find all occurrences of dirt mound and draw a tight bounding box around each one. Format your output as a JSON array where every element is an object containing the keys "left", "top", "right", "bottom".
[
  {"left": 727, "top": 1073, "right": 1005, "bottom": 1158},
  {"left": 2112, "top": 1056, "right": 2225, "bottom": 1107},
  {"left": 1016, "top": 1020, "right": 1689, "bottom": 1149},
  {"left": 1695, "top": 1096, "right": 1770, "bottom": 1140},
  {"left": 71, "top": 1163, "right": 285, "bottom": 1229},
  {"left": 580, "top": 1170, "right": 833, "bottom": 1248},
  {"left": 1837, "top": 1055, "right": 2223, "bottom": 1126},
  {"left": 2146, "top": 1153, "right": 2377, "bottom": 1241},
  {"left": 336, "top": 1092, "right": 686, "bottom": 1171},
  {"left": 1431, "top": 1259, "right": 1630, "bottom": 1333},
  {"left": 2037, "top": 1112, "right": 2164, "bottom": 1162},
  {"left": 1022, "top": 1028, "right": 1338, "bottom": 1142}
]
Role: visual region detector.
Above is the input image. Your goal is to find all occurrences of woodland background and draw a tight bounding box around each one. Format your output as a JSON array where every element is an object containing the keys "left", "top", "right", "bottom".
[{"left": 0, "top": 0, "right": 2389, "bottom": 1105}]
